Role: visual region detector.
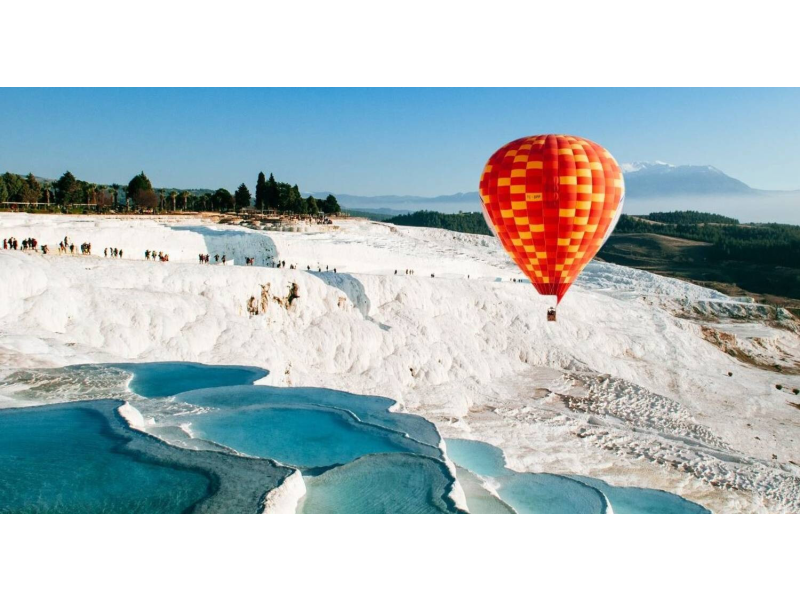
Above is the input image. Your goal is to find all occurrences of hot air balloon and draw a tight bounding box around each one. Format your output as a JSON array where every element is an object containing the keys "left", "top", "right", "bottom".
[{"left": 479, "top": 134, "right": 625, "bottom": 320}]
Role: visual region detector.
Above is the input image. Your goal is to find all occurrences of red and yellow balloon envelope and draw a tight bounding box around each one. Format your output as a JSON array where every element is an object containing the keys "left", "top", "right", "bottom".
[{"left": 479, "top": 134, "right": 625, "bottom": 307}]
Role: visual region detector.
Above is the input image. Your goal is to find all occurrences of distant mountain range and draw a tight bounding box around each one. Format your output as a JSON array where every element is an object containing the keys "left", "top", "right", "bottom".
[
  {"left": 618, "top": 162, "right": 799, "bottom": 223},
  {"left": 620, "top": 161, "right": 754, "bottom": 196},
  {"left": 310, "top": 191, "right": 480, "bottom": 215},
  {"left": 326, "top": 162, "right": 800, "bottom": 224}
]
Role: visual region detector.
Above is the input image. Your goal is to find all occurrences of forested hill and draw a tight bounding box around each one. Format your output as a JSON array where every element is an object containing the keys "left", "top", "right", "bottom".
[
  {"left": 641, "top": 211, "right": 739, "bottom": 225},
  {"left": 614, "top": 214, "right": 800, "bottom": 268},
  {"left": 383, "top": 210, "right": 492, "bottom": 235},
  {"left": 604, "top": 213, "right": 800, "bottom": 305}
]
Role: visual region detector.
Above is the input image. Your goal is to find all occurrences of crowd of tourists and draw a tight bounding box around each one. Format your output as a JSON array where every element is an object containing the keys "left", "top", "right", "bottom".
[
  {"left": 4, "top": 234, "right": 434, "bottom": 281},
  {"left": 3, "top": 230, "right": 491, "bottom": 289},
  {"left": 3, "top": 235, "right": 96, "bottom": 256},
  {"left": 4, "top": 234, "right": 363, "bottom": 282},
  {"left": 2, "top": 233, "right": 474, "bottom": 285},
  {"left": 1, "top": 235, "right": 348, "bottom": 275}
]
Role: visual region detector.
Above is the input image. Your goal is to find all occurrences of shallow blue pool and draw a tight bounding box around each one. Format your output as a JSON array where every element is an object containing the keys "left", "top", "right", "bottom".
[
  {"left": 0, "top": 402, "right": 211, "bottom": 513},
  {"left": 167, "top": 385, "right": 442, "bottom": 465},
  {"left": 118, "top": 362, "right": 267, "bottom": 398},
  {"left": 568, "top": 475, "right": 710, "bottom": 514},
  {"left": 0, "top": 399, "right": 293, "bottom": 514},
  {"left": 166, "top": 384, "right": 456, "bottom": 512},
  {"left": 445, "top": 439, "right": 607, "bottom": 514},
  {"left": 193, "top": 405, "right": 422, "bottom": 469},
  {"left": 299, "top": 453, "right": 459, "bottom": 514},
  {"left": 173, "top": 384, "right": 442, "bottom": 450},
  {"left": 445, "top": 438, "right": 708, "bottom": 514},
  {"left": 112, "top": 363, "right": 458, "bottom": 513}
]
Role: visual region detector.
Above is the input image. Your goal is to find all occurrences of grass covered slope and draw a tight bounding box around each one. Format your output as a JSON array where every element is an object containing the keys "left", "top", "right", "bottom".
[
  {"left": 1, "top": 214, "right": 799, "bottom": 512},
  {"left": 612, "top": 213, "right": 800, "bottom": 269},
  {"left": 600, "top": 213, "right": 800, "bottom": 308}
]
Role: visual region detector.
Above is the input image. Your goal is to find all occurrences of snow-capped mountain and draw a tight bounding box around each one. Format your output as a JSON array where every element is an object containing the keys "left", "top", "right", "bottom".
[
  {"left": 618, "top": 162, "right": 799, "bottom": 223},
  {"left": 621, "top": 161, "right": 754, "bottom": 196},
  {"left": 620, "top": 160, "right": 676, "bottom": 174}
]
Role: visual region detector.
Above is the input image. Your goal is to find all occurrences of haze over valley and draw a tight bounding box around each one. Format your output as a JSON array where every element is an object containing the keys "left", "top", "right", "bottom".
[{"left": 326, "top": 162, "right": 800, "bottom": 224}]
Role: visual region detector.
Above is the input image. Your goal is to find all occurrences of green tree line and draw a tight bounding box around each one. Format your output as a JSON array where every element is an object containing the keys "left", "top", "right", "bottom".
[
  {"left": 642, "top": 210, "right": 740, "bottom": 225},
  {"left": 1, "top": 170, "right": 341, "bottom": 216},
  {"left": 1, "top": 171, "right": 115, "bottom": 210},
  {"left": 384, "top": 210, "right": 492, "bottom": 235}
]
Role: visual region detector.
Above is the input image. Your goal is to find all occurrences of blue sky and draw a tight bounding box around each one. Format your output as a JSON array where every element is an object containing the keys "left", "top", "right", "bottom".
[{"left": 1, "top": 88, "right": 799, "bottom": 196}]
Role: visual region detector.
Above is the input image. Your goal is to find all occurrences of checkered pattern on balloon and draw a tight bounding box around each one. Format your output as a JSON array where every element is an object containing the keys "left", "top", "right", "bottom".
[{"left": 479, "top": 134, "right": 625, "bottom": 304}]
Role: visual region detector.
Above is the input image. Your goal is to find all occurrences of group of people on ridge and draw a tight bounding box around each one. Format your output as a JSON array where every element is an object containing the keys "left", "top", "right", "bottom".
[
  {"left": 2, "top": 237, "right": 33, "bottom": 250},
  {"left": 3, "top": 235, "right": 87, "bottom": 257},
  {"left": 198, "top": 253, "right": 228, "bottom": 264},
  {"left": 305, "top": 264, "right": 337, "bottom": 273},
  {"left": 145, "top": 250, "right": 169, "bottom": 261},
  {"left": 2, "top": 233, "right": 353, "bottom": 279}
]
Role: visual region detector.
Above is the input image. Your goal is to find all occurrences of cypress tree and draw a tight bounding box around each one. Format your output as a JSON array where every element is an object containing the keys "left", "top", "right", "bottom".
[
  {"left": 288, "top": 184, "right": 302, "bottom": 213},
  {"left": 266, "top": 173, "right": 280, "bottom": 211},
  {"left": 255, "top": 171, "right": 267, "bottom": 210}
]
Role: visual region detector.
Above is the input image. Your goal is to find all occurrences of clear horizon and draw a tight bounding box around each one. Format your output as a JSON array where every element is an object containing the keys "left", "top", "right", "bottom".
[{"left": 2, "top": 88, "right": 800, "bottom": 196}]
